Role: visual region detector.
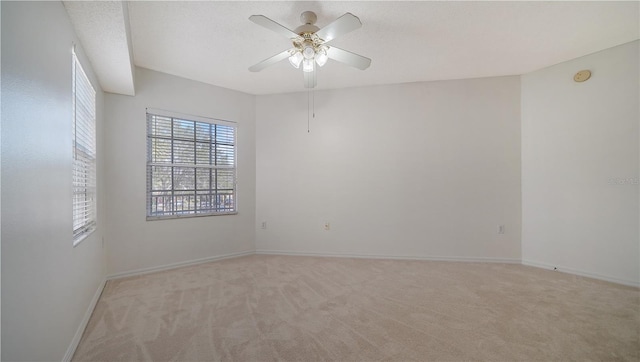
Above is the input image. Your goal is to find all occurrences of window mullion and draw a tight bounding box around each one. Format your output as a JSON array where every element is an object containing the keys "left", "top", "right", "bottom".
[
  {"left": 171, "top": 118, "right": 175, "bottom": 214},
  {"left": 209, "top": 123, "right": 213, "bottom": 213},
  {"left": 213, "top": 125, "right": 218, "bottom": 211},
  {"left": 193, "top": 120, "right": 197, "bottom": 212}
]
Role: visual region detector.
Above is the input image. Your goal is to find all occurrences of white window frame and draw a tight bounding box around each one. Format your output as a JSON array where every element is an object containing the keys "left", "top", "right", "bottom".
[
  {"left": 146, "top": 109, "right": 237, "bottom": 220},
  {"left": 72, "top": 48, "right": 97, "bottom": 245}
]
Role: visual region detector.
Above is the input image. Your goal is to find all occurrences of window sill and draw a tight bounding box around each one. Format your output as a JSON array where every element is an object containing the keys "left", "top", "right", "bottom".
[
  {"left": 146, "top": 211, "right": 238, "bottom": 221},
  {"left": 73, "top": 227, "right": 96, "bottom": 247}
]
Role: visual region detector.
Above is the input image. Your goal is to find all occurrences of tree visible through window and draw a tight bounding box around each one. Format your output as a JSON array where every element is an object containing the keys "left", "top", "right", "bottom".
[{"left": 146, "top": 111, "right": 237, "bottom": 218}]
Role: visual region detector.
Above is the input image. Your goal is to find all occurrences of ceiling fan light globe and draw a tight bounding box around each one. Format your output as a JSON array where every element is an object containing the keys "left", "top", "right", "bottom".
[
  {"left": 289, "top": 52, "right": 303, "bottom": 68},
  {"left": 302, "top": 46, "right": 315, "bottom": 60},
  {"left": 302, "top": 58, "right": 314, "bottom": 73},
  {"left": 316, "top": 51, "right": 328, "bottom": 67}
]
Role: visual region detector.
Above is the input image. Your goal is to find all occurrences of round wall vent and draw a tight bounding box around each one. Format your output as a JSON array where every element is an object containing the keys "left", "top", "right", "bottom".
[{"left": 574, "top": 70, "right": 591, "bottom": 82}]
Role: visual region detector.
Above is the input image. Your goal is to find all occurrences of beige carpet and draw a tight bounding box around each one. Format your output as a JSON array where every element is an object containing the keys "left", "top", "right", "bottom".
[{"left": 73, "top": 255, "right": 639, "bottom": 361}]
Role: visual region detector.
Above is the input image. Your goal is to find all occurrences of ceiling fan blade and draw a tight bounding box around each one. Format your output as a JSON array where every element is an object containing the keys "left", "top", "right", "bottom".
[
  {"left": 315, "top": 13, "right": 362, "bottom": 43},
  {"left": 249, "top": 15, "right": 300, "bottom": 40},
  {"left": 303, "top": 68, "right": 317, "bottom": 88},
  {"left": 249, "top": 49, "right": 291, "bottom": 72},
  {"left": 326, "top": 47, "right": 371, "bottom": 70}
]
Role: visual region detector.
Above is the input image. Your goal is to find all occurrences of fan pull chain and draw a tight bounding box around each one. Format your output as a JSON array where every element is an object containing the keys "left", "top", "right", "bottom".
[
  {"left": 306, "top": 71, "right": 317, "bottom": 133},
  {"left": 307, "top": 87, "right": 310, "bottom": 133}
]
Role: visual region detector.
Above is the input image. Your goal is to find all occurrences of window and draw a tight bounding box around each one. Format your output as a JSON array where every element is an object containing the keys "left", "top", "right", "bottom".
[
  {"left": 146, "top": 110, "right": 237, "bottom": 219},
  {"left": 72, "top": 49, "right": 97, "bottom": 244}
]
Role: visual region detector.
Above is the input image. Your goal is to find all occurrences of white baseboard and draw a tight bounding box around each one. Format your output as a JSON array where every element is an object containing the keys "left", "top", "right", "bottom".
[
  {"left": 106, "top": 250, "right": 255, "bottom": 280},
  {"left": 63, "top": 279, "right": 107, "bottom": 362},
  {"left": 255, "top": 249, "right": 521, "bottom": 264},
  {"left": 522, "top": 259, "right": 639, "bottom": 288}
]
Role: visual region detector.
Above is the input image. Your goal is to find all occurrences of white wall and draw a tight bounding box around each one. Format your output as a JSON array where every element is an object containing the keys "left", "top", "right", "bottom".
[
  {"left": 522, "top": 40, "right": 639, "bottom": 286},
  {"left": 256, "top": 77, "right": 521, "bottom": 261},
  {"left": 104, "top": 67, "right": 256, "bottom": 276},
  {"left": 1, "top": 2, "right": 106, "bottom": 360}
]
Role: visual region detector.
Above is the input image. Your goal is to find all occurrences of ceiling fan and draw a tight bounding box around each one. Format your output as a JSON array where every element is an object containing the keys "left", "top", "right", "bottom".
[{"left": 248, "top": 11, "right": 371, "bottom": 88}]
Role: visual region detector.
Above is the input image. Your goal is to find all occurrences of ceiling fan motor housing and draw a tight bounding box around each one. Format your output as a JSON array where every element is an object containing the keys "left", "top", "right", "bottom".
[{"left": 294, "top": 24, "right": 320, "bottom": 35}]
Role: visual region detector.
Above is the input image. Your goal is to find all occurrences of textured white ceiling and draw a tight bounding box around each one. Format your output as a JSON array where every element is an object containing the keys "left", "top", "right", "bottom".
[
  {"left": 71, "top": 1, "right": 640, "bottom": 96},
  {"left": 64, "top": 1, "right": 135, "bottom": 95}
]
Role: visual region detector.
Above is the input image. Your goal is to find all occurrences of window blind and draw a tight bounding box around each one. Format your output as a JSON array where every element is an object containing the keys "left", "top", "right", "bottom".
[
  {"left": 72, "top": 49, "right": 97, "bottom": 243},
  {"left": 146, "top": 111, "right": 237, "bottom": 219}
]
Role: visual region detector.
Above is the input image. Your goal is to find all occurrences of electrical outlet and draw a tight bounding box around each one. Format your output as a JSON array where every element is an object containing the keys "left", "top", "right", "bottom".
[
  {"left": 324, "top": 222, "right": 330, "bottom": 231},
  {"left": 498, "top": 225, "right": 505, "bottom": 234},
  {"left": 261, "top": 221, "right": 267, "bottom": 230}
]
